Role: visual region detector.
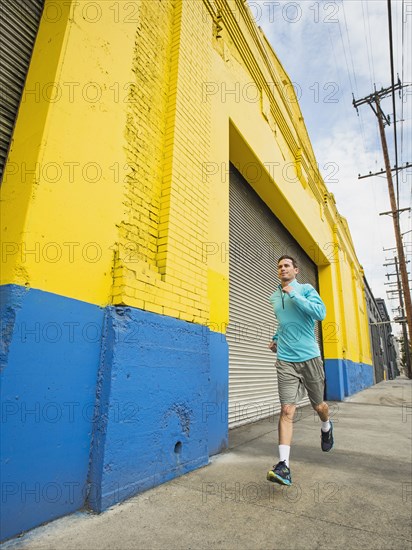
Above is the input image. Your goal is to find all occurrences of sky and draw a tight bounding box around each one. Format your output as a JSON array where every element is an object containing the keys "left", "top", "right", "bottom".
[{"left": 249, "top": 0, "right": 412, "bottom": 334}]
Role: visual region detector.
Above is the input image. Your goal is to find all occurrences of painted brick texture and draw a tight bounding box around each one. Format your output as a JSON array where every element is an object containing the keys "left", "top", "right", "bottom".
[{"left": 113, "top": 0, "right": 211, "bottom": 325}]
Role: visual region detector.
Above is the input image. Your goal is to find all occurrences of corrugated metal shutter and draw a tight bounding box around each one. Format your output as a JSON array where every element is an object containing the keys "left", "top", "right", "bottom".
[
  {"left": 0, "top": 0, "right": 44, "bottom": 181},
  {"left": 228, "top": 164, "right": 322, "bottom": 427}
]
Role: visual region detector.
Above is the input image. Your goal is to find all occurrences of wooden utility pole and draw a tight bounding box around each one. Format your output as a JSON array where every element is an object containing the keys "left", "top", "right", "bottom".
[
  {"left": 353, "top": 85, "right": 412, "bottom": 362},
  {"left": 375, "top": 98, "right": 412, "bottom": 352},
  {"left": 394, "top": 257, "right": 412, "bottom": 378},
  {"left": 384, "top": 258, "right": 412, "bottom": 378}
]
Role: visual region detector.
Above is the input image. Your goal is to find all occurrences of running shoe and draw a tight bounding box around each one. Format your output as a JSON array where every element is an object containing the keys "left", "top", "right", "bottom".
[
  {"left": 321, "top": 420, "right": 334, "bottom": 452},
  {"left": 267, "top": 460, "right": 292, "bottom": 485}
]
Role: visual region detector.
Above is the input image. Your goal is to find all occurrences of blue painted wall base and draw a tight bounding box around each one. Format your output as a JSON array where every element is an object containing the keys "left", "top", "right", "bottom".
[
  {"left": 207, "top": 330, "right": 229, "bottom": 456},
  {"left": 0, "top": 285, "right": 229, "bottom": 538},
  {"left": 325, "top": 358, "right": 374, "bottom": 400},
  {"left": 87, "top": 306, "right": 228, "bottom": 512},
  {"left": 0, "top": 285, "right": 104, "bottom": 542}
]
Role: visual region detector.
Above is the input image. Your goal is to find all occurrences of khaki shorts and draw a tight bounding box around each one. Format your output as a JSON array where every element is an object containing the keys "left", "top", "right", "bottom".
[{"left": 276, "top": 356, "right": 325, "bottom": 407}]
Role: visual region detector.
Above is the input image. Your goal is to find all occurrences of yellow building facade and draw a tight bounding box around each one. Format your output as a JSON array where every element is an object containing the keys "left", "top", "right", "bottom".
[{"left": 1, "top": 0, "right": 373, "bottom": 540}]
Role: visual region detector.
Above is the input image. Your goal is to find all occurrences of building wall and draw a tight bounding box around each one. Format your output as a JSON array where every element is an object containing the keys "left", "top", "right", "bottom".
[
  {"left": 1, "top": 0, "right": 373, "bottom": 540},
  {"left": 364, "top": 281, "right": 399, "bottom": 382},
  {"left": 376, "top": 298, "right": 399, "bottom": 379},
  {"left": 364, "top": 280, "right": 386, "bottom": 382}
]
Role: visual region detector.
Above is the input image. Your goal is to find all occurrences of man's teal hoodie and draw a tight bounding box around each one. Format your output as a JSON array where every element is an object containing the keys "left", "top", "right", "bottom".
[{"left": 269, "top": 278, "right": 326, "bottom": 362}]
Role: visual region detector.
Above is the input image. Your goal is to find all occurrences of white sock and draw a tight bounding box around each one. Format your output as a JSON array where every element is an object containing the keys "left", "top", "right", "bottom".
[
  {"left": 321, "top": 420, "right": 331, "bottom": 432},
  {"left": 278, "top": 444, "right": 290, "bottom": 467}
]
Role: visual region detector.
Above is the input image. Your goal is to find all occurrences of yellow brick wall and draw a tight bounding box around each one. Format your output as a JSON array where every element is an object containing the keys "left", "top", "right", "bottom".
[
  {"left": 118, "top": 0, "right": 175, "bottom": 273},
  {"left": 111, "top": 0, "right": 175, "bottom": 312},
  {"left": 112, "top": 0, "right": 212, "bottom": 324}
]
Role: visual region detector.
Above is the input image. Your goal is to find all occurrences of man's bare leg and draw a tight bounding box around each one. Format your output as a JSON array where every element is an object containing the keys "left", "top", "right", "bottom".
[
  {"left": 313, "top": 401, "right": 329, "bottom": 422},
  {"left": 313, "top": 401, "right": 334, "bottom": 452},
  {"left": 267, "top": 404, "right": 295, "bottom": 484},
  {"left": 278, "top": 403, "right": 296, "bottom": 446}
]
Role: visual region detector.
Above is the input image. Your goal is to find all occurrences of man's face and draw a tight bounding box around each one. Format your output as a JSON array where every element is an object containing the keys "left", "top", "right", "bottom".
[{"left": 278, "top": 259, "right": 298, "bottom": 283}]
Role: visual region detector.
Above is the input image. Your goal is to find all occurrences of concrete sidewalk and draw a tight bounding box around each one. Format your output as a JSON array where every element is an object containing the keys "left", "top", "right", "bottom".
[{"left": 2, "top": 378, "right": 412, "bottom": 550}]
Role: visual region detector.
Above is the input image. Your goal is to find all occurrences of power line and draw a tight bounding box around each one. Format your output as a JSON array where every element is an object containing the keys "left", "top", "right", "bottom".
[
  {"left": 401, "top": 0, "right": 404, "bottom": 163},
  {"left": 361, "top": 0, "right": 375, "bottom": 91},
  {"left": 337, "top": 6, "right": 356, "bottom": 94},
  {"left": 361, "top": 0, "right": 384, "bottom": 158},
  {"left": 353, "top": 2, "right": 385, "bottom": 159},
  {"left": 326, "top": 25, "right": 356, "bottom": 127},
  {"left": 337, "top": 1, "right": 374, "bottom": 158},
  {"left": 341, "top": 0, "right": 360, "bottom": 95},
  {"left": 365, "top": 1, "right": 377, "bottom": 85},
  {"left": 387, "top": 0, "right": 401, "bottom": 208}
]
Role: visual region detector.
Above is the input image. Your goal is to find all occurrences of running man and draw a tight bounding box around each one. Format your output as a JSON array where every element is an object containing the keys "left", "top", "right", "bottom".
[{"left": 266, "top": 255, "right": 334, "bottom": 486}]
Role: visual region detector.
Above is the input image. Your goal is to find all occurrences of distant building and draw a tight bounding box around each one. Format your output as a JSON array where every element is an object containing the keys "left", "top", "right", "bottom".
[
  {"left": 364, "top": 279, "right": 398, "bottom": 381},
  {"left": 376, "top": 298, "right": 399, "bottom": 378}
]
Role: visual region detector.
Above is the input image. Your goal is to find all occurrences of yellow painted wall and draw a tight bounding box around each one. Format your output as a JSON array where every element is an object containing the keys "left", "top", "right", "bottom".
[
  {"left": 1, "top": 0, "right": 372, "bottom": 365},
  {"left": 1, "top": 0, "right": 133, "bottom": 305}
]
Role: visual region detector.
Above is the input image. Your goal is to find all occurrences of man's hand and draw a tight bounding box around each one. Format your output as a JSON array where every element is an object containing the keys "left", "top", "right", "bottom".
[
  {"left": 268, "top": 341, "right": 277, "bottom": 353},
  {"left": 282, "top": 285, "right": 293, "bottom": 294}
]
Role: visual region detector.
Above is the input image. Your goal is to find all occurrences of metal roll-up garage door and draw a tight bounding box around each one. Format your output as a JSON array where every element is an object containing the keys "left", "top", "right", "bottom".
[
  {"left": 227, "top": 163, "right": 322, "bottom": 427},
  {"left": 0, "top": 0, "right": 45, "bottom": 180}
]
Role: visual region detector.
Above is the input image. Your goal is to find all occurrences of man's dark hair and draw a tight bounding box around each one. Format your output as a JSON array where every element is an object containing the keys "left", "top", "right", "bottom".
[{"left": 278, "top": 255, "right": 298, "bottom": 268}]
